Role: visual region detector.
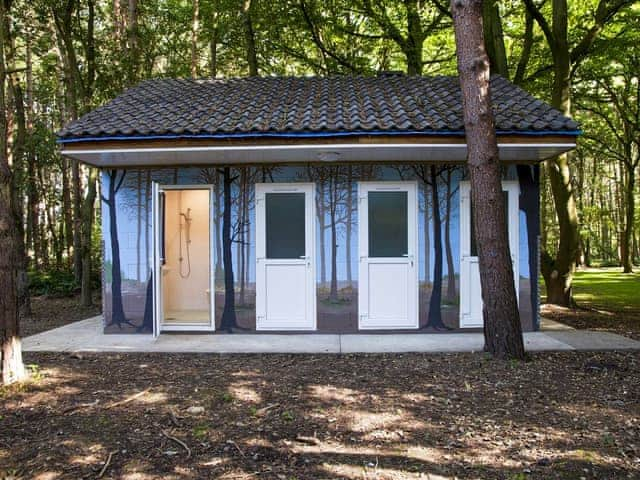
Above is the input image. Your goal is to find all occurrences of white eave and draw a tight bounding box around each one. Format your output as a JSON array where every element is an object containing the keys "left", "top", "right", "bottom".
[{"left": 60, "top": 142, "right": 577, "bottom": 167}]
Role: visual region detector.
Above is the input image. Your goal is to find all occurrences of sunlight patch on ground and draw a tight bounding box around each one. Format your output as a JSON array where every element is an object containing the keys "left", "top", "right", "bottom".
[
  {"left": 308, "top": 384, "right": 363, "bottom": 403},
  {"left": 32, "top": 473, "right": 61, "bottom": 480},
  {"left": 228, "top": 383, "right": 262, "bottom": 404},
  {"left": 135, "top": 391, "right": 168, "bottom": 404},
  {"left": 320, "top": 461, "right": 456, "bottom": 479},
  {"left": 199, "top": 456, "right": 227, "bottom": 467}
]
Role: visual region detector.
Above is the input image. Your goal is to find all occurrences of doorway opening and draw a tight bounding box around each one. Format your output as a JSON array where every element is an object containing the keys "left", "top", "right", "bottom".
[{"left": 156, "top": 186, "right": 215, "bottom": 332}]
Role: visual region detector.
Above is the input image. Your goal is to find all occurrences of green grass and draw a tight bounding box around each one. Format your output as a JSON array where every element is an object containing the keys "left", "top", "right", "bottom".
[
  {"left": 542, "top": 268, "right": 640, "bottom": 310},
  {"left": 570, "top": 268, "right": 640, "bottom": 310}
]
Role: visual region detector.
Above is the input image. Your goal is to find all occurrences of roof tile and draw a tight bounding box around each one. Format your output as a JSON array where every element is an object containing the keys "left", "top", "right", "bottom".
[{"left": 58, "top": 75, "right": 579, "bottom": 139}]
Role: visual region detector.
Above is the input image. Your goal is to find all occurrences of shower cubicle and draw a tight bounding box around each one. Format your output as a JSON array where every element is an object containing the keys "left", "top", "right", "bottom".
[{"left": 156, "top": 186, "right": 214, "bottom": 331}]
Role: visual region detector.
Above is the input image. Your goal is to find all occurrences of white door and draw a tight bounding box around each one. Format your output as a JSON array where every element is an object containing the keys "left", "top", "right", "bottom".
[
  {"left": 255, "top": 183, "right": 316, "bottom": 330},
  {"left": 152, "top": 182, "right": 161, "bottom": 338},
  {"left": 459, "top": 181, "right": 519, "bottom": 328},
  {"left": 358, "top": 182, "right": 418, "bottom": 329}
]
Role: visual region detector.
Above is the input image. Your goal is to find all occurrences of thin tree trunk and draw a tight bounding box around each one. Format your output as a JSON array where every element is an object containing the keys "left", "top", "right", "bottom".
[
  {"left": 190, "top": 0, "right": 199, "bottom": 78},
  {"left": 242, "top": 0, "right": 258, "bottom": 76},
  {"left": 136, "top": 171, "right": 141, "bottom": 281},
  {"left": 62, "top": 159, "right": 73, "bottom": 264},
  {"left": 220, "top": 167, "right": 238, "bottom": 331},
  {"left": 329, "top": 173, "right": 339, "bottom": 301},
  {"left": 451, "top": 0, "right": 524, "bottom": 360},
  {"left": 423, "top": 185, "right": 431, "bottom": 287},
  {"left": 425, "top": 166, "right": 445, "bottom": 329},
  {"left": 80, "top": 169, "right": 98, "bottom": 307},
  {"left": 345, "top": 165, "right": 352, "bottom": 288},
  {"left": 444, "top": 175, "right": 457, "bottom": 302},
  {"left": 622, "top": 168, "right": 635, "bottom": 273}
]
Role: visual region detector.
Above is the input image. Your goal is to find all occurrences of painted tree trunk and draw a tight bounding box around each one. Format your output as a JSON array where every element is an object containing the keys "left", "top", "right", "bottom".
[
  {"left": 106, "top": 170, "right": 128, "bottom": 327},
  {"left": 444, "top": 170, "right": 457, "bottom": 302},
  {"left": 345, "top": 165, "right": 353, "bottom": 288},
  {"left": 423, "top": 184, "right": 431, "bottom": 287},
  {"left": 329, "top": 174, "right": 339, "bottom": 301},
  {"left": 426, "top": 166, "right": 445, "bottom": 329},
  {"left": 220, "top": 167, "right": 238, "bottom": 331},
  {"left": 451, "top": 0, "right": 524, "bottom": 359}
]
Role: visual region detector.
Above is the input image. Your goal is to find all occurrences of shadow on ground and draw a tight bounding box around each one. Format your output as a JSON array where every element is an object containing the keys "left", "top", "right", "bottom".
[{"left": 1, "top": 351, "right": 639, "bottom": 479}]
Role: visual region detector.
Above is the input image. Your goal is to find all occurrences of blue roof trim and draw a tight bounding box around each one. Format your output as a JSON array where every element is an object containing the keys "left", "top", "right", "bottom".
[{"left": 57, "top": 129, "right": 582, "bottom": 144}]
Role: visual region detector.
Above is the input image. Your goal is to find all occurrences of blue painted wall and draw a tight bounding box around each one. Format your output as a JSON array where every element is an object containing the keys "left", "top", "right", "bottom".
[{"left": 101, "top": 164, "right": 538, "bottom": 333}]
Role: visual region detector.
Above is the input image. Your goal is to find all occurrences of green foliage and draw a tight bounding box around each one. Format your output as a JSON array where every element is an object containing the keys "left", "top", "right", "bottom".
[{"left": 28, "top": 270, "right": 78, "bottom": 297}]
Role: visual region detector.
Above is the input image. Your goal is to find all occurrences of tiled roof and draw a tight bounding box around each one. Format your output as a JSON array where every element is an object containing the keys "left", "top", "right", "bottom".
[{"left": 58, "top": 75, "right": 579, "bottom": 140}]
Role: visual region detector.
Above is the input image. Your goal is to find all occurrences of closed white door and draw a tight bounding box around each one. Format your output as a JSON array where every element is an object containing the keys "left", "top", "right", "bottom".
[
  {"left": 358, "top": 182, "right": 418, "bottom": 329},
  {"left": 459, "top": 181, "right": 519, "bottom": 328},
  {"left": 255, "top": 183, "right": 316, "bottom": 330}
]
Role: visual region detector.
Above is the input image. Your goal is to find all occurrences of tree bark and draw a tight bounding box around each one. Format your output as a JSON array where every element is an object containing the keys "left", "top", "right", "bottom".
[
  {"left": 451, "top": 0, "right": 524, "bottom": 360},
  {"left": 482, "top": 0, "right": 508, "bottom": 76},
  {"left": 0, "top": 0, "right": 25, "bottom": 384},
  {"left": 191, "top": 0, "right": 199, "bottom": 78},
  {"left": 622, "top": 167, "right": 634, "bottom": 273},
  {"left": 80, "top": 169, "right": 98, "bottom": 307},
  {"left": 242, "top": 0, "right": 258, "bottom": 76}
]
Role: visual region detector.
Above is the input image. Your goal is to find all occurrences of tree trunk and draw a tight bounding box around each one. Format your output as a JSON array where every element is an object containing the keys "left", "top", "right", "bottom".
[
  {"left": 0, "top": 0, "right": 25, "bottom": 384},
  {"left": 191, "top": 0, "right": 199, "bottom": 77},
  {"left": 482, "top": 0, "right": 508, "bottom": 76},
  {"left": 80, "top": 169, "right": 98, "bottom": 307},
  {"left": 622, "top": 168, "right": 634, "bottom": 273},
  {"left": 451, "top": 0, "right": 524, "bottom": 360},
  {"left": 242, "top": 0, "right": 258, "bottom": 76}
]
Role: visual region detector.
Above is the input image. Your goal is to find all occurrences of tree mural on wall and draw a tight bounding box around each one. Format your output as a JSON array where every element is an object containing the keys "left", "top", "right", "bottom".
[
  {"left": 219, "top": 166, "right": 240, "bottom": 332},
  {"left": 101, "top": 169, "right": 136, "bottom": 329},
  {"left": 306, "top": 165, "right": 351, "bottom": 302},
  {"left": 411, "top": 164, "right": 451, "bottom": 330},
  {"left": 444, "top": 168, "right": 458, "bottom": 303}
]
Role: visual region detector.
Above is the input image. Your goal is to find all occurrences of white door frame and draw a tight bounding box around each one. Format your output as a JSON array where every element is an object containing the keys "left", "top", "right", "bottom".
[
  {"left": 152, "top": 183, "right": 216, "bottom": 333},
  {"left": 459, "top": 181, "right": 519, "bottom": 328},
  {"left": 255, "top": 183, "right": 316, "bottom": 331},
  {"left": 358, "top": 181, "right": 419, "bottom": 330}
]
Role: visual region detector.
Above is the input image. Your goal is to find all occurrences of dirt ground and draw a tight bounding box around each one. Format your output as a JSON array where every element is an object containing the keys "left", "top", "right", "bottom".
[
  {"left": 542, "top": 304, "right": 640, "bottom": 341},
  {"left": 1, "top": 351, "right": 639, "bottom": 480},
  {"left": 20, "top": 295, "right": 101, "bottom": 337}
]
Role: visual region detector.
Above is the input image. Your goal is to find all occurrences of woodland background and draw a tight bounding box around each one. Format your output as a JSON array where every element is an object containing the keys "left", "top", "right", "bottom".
[{"left": 1, "top": 0, "right": 639, "bottom": 314}]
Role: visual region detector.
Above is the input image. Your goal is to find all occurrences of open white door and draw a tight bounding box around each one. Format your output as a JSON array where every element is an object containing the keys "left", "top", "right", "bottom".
[
  {"left": 459, "top": 181, "right": 519, "bottom": 328},
  {"left": 358, "top": 182, "right": 418, "bottom": 329},
  {"left": 151, "top": 182, "right": 161, "bottom": 338},
  {"left": 255, "top": 183, "right": 316, "bottom": 330}
]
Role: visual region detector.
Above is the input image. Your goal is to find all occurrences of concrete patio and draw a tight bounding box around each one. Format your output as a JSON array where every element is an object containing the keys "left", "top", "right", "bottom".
[{"left": 22, "top": 315, "right": 640, "bottom": 353}]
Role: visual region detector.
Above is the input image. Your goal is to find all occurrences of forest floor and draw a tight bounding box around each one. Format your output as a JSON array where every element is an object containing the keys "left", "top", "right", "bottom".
[
  {"left": 1, "top": 351, "right": 639, "bottom": 480},
  {"left": 542, "top": 268, "right": 640, "bottom": 341},
  {"left": 20, "top": 294, "right": 101, "bottom": 337}
]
